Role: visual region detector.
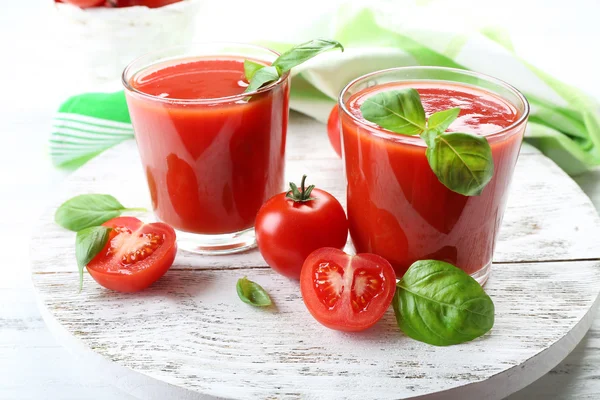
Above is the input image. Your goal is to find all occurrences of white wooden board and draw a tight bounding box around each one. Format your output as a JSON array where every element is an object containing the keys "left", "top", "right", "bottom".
[{"left": 31, "top": 113, "right": 600, "bottom": 400}]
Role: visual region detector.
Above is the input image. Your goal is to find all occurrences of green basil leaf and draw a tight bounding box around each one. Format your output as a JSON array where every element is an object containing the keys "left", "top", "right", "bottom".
[
  {"left": 427, "top": 107, "right": 460, "bottom": 134},
  {"left": 272, "top": 39, "right": 344, "bottom": 73},
  {"left": 360, "top": 88, "right": 426, "bottom": 135},
  {"left": 243, "top": 59, "right": 264, "bottom": 81},
  {"left": 244, "top": 38, "right": 343, "bottom": 96},
  {"left": 421, "top": 129, "right": 437, "bottom": 148},
  {"left": 236, "top": 277, "right": 272, "bottom": 307},
  {"left": 426, "top": 132, "right": 494, "bottom": 196},
  {"left": 243, "top": 65, "right": 280, "bottom": 94},
  {"left": 55, "top": 194, "right": 146, "bottom": 231},
  {"left": 421, "top": 107, "right": 461, "bottom": 148},
  {"left": 75, "top": 226, "right": 111, "bottom": 291},
  {"left": 393, "top": 260, "right": 495, "bottom": 346}
]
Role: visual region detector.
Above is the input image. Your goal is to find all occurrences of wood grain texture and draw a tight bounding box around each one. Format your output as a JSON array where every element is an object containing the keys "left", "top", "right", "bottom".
[{"left": 31, "top": 113, "right": 600, "bottom": 399}]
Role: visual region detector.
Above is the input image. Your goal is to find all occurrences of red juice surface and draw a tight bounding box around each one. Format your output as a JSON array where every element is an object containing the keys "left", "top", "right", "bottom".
[
  {"left": 341, "top": 82, "right": 525, "bottom": 276},
  {"left": 126, "top": 57, "right": 289, "bottom": 234}
]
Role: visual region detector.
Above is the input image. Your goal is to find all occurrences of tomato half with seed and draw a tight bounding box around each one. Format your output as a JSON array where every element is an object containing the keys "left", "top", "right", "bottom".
[
  {"left": 300, "top": 248, "right": 396, "bottom": 331},
  {"left": 86, "top": 217, "right": 177, "bottom": 292},
  {"left": 327, "top": 104, "right": 342, "bottom": 157}
]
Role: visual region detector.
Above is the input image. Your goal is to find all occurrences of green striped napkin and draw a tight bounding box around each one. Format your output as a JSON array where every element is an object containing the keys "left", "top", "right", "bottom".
[
  {"left": 50, "top": 91, "right": 134, "bottom": 169},
  {"left": 50, "top": 6, "right": 600, "bottom": 175}
]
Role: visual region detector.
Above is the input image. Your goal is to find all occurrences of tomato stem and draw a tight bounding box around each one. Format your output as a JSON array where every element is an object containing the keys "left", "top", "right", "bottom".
[{"left": 285, "top": 174, "right": 316, "bottom": 202}]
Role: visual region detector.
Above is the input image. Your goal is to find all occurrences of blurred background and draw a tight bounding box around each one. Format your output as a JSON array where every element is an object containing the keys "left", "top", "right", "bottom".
[{"left": 1, "top": 0, "right": 599, "bottom": 398}]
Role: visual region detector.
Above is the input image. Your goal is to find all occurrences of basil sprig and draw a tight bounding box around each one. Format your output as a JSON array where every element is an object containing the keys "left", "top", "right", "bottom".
[
  {"left": 393, "top": 260, "right": 495, "bottom": 346},
  {"left": 360, "top": 88, "right": 494, "bottom": 196},
  {"left": 236, "top": 277, "right": 272, "bottom": 307},
  {"left": 75, "top": 226, "right": 111, "bottom": 291},
  {"left": 244, "top": 39, "right": 344, "bottom": 94},
  {"left": 55, "top": 194, "right": 147, "bottom": 232}
]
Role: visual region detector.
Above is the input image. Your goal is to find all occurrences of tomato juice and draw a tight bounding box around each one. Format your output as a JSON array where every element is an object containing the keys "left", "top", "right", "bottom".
[
  {"left": 340, "top": 68, "right": 529, "bottom": 282},
  {"left": 123, "top": 45, "right": 289, "bottom": 253}
]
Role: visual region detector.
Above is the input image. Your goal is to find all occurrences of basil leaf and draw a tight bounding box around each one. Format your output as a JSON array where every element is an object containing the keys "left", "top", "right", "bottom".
[
  {"left": 426, "top": 132, "right": 494, "bottom": 196},
  {"left": 243, "top": 59, "right": 264, "bottom": 81},
  {"left": 360, "top": 88, "right": 426, "bottom": 135},
  {"left": 55, "top": 194, "right": 146, "bottom": 231},
  {"left": 427, "top": 107, "right": 460, "bottom": 134},
  {"left": 244, "top": 65, "right": 280, "bottom": 94},
  {"left": 75, "top": 226, "right": 111, "bottom": 291},
  {"left": 272, "top": 39, "right": 344, "bottom": 74},
  {"left": 421, "top": 107, "right": 461, "bottom": 148},
  {"left": 393, "top": 260, "right": 495, "bottom": 346},
  {"left": 244, "top": 38, "right": 343, "bottom": 95},
  {"left": 236, "top": 277, "right": 272, "bottom": 307}
]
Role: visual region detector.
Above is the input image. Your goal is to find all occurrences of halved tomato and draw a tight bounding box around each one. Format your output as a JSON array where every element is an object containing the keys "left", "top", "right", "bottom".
[
  {"left": 300, "top": 247, "right": 396, "bottom": 331},
  {"left": 87, "top": 216, "right": 177, "bottom": 292}
]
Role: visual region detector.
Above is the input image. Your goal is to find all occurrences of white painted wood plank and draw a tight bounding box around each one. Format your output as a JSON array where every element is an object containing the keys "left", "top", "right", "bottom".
[
  {"left": 31, "top": 261, "right": 600, "bottom": 400},
  {"left": 0, "top": 288, "right": 139, "bottom": 400},
  {"left": 5, "top": 287, "right": 599, "bottom": 400}
]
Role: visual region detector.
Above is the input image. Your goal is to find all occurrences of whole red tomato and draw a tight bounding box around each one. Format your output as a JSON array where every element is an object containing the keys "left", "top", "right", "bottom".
[
  {"left": 86, "top": 216, "right": 177, "bottom": 292},
  {"left": 58, "top": 0, "right": 105, "bottom": 7},
  {"left": 327, "top": 104, "right": 342, "bottom": 157},
  {"left": 300, "top": 247, "right": 396, "bottom": 331},
  {"left": 255, "top": 175, "right": 348, "bottom": 279}
]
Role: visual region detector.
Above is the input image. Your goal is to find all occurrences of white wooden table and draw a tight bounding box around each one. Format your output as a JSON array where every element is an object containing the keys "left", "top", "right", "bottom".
[
  {"left": 28, "top": 115, "right": 600, "bottom": 399},
  {"left": 3, "top": 0, "right": 600, "bottom": 399}
]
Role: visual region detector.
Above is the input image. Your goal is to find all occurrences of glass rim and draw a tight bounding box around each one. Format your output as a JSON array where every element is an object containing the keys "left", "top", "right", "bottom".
[
  {"left": 121, "top": 42, "right": 290, "bottom": 105},
  {"left": 338, "top": 66, "right": 530, "bottom": 143}
]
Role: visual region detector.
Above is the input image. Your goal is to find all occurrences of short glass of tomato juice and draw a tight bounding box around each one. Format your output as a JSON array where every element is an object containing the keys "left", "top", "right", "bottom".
[
  {"left": 122, "top": 43, "right": 290, "bottom": 254},
  {"left": 339, "top": 67, "right": 529, "bottom": 284}
]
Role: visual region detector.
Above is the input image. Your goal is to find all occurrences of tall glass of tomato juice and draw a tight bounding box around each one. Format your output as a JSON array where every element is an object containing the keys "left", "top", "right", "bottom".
[
  {"left": 339, "top": 67, "right": 529, "bottom": 284},
  {"left": 122, "top": 43, "right": 290, "bottom": 254}
]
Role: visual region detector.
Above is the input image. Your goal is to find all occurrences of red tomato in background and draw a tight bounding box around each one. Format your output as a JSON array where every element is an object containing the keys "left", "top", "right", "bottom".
[
  {"left": 255, "top": 176, "right": 348, "bottom": 279},
  {"left": 86, "top": 217, "right": 177, "bottom": 292},
  {"left": 300, "top": 248, "right": 396, "bottom": 332},
  {"left": 58, "top": 0, "right": 104, "bottom": 7},
  {"left": 327, "top": 104, "right": 342, "bottom": 158},
  {"left": 56, "top": 0, "right": 182, "bottom": 7},
  {"left": 107, "top": 0, "right": 181, "bottom": 7}
]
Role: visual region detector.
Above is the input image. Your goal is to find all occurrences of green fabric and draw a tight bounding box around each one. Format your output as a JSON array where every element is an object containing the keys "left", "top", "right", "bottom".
[
  {"left": 50, "top": 5, "right": 600, "bottom": 175},
  {"left": 480, "top": 25, "right": 600, "bottom": 173},
  {"left": 50, "top": 91, "right": 134, "bottom": 169},
  {"left": 57, "top": 91, "right": 131, "bottom": 123},
  {"left": 49, "top": 91, "right": 133, "bottom": 169}
]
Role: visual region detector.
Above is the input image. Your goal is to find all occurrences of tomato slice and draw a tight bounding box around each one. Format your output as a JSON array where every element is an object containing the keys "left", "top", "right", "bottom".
[
  {"left": 300, "top": 248, "right": 396, "bottom": 331},
  {"left": 86, "top": 217, "right": 177, "bottom": 292}
]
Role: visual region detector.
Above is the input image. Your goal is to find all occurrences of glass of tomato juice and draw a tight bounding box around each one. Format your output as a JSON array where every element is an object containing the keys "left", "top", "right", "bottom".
[
  {"left": 122, "top": 43, "right": 290, "bottom": 254},
  {"left": 339, "top": 67, "right": 529, "bottom": 284}
]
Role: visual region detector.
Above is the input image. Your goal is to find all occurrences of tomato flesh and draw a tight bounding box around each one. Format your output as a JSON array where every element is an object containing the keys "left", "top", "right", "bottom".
[
  {"left": 300, "top": 248, "right": 396, "bottom": 331},
  {"left": 327, "top": 104, "right": 342, "bottom": 158},
  {"left": 86, "top": 216, "right": 177, "bottom": 292}
]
